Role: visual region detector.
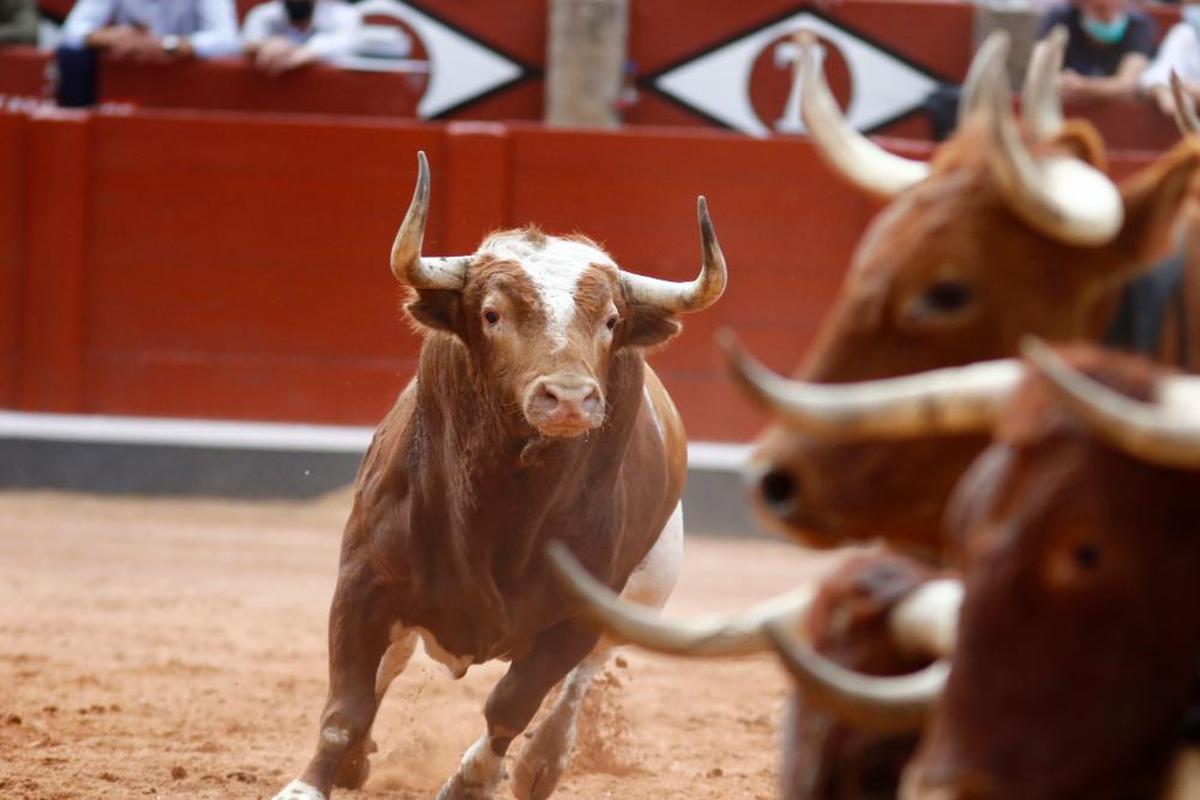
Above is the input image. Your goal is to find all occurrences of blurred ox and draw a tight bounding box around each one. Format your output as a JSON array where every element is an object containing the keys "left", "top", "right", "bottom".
[
  {"left": 742, "top": 31, "right": 1200, "bottom": 558},
  {"left": 273, "top": 153, "right": 726, "bottom": 800},
  {"left": 760, "top": 341, "right": 1200, "bottom": 800}
]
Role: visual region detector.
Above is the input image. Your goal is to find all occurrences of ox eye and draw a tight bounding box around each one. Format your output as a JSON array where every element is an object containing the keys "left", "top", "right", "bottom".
[
  {"left": 605, "top": 315, "right": 618, "bottom": 331},
  {"left": 483, "top": 309, "right": 500, "bottom": 326},
  {"left": 921, "top": 280, "right": 974, "bottom": 315},
  {"left": 1073, "top": 542, "right": 1103, "bottom": 571}
]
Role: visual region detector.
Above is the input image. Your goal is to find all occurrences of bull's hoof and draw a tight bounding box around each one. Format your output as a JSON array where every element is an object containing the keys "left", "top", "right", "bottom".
[
  {"left": 433, "top": 772, "right": 500, "bottom": 800},
  {"left": 272, "top": 779, "right": 327, "bottom": 800},
  {"left": 511, "top": 755, "right": 566, "bottom": 800}
]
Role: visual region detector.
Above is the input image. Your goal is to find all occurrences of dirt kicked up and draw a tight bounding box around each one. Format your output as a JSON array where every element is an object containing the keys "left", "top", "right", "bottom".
[{"left": 0, "top": 490, "right": 844, "bottom": 800}]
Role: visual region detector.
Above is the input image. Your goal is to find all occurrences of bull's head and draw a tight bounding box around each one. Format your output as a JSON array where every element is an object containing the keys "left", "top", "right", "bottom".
[
  {"left": 751, "top": 344, "right": 1200, "bottom": 798},
  {"left": 744, "top": 31, "right": 1200, "bottom": 554},
  {"left": 391, "top": 153, "right": 726, "bottom": 439}
]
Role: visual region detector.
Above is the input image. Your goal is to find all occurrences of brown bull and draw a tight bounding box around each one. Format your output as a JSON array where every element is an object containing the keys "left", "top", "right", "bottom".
[
  {"left": 272, "top": 153, "right": 726, "bottom": 800},
  {"left": 761, "top": 343, "right": 1200, "bottom": 799},
  {"left": 745, "top": 31, "right": 1200, "bottom": 558}
]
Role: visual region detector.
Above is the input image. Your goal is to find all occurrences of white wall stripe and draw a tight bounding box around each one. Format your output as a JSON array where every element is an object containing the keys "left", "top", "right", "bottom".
[{"left": 0, "top": 411, "right": 753, "bottom": 469}]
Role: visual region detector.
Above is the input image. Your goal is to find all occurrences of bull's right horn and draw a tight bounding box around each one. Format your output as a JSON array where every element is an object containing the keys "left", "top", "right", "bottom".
[
  {"left": 765, "top": 621, "right": 950, "bottom": 733},
  {"left": 546, "top": 541, "right": 815, "bottom": 657},
  {"left": 983, "top": 60, "right": 1124, "bottom": 246},
  {"left": 1021, "top": 26, "right": 1067, "bottom": 141},
  {"left": 1171, "top": 71, "right": 1200, "bottom": 137},
  {"left": 720, "top": 331, "right": 1021, "bottom": 439},
  {"left": 1023, "top": 338, "right": 1200, "bottom": 469},
  {"left": 389, "top": 151, "right": 474, "bottom": 290},
  {"left": 795, "top": 31, "right": 929, "bottom": 198}
]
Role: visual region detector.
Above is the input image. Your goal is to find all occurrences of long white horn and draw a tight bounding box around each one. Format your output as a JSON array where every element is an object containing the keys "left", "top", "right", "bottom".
[
  {"left": 1171, "top": 71, "right": 1200, "bottom": 137},
  {"left": 620, "top": 196, "right": 728, "bottom": 313},
  {"left": 795, "top": 30, "right": 929, "bottom": 198},
  {"left": 390, "top": 151, "right": 473, "bottom": 289},
  {"left": 547, "top": 541, "right": 814, "bottom": 657},
  {"left": 766, "top": 621, "right": 949, "bottom": 733},
  {"left": 888, "top": 578, "right": 962, "bottom": 659},
  {"left": 1023, "top": 338, "right": 1200, "bottom": 469},
  {"left": 983, "top": 63, "right": 1124, "bottom": 246},
  {"left": 1021, "top": 26, "right": 1067, "bottom": 141},
  {"left": 721, "top": 332, "right": 1020, "bottom": 439},
  {"left": 959, "top": 31, "right": 1011, "bottom": 127}
]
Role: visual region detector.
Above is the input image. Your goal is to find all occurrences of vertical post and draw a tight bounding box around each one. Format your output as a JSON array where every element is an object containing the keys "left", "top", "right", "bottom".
[
  {"left": 19, "top": 108, "right": 91, "bottom": 412},
  {"left": 545, "top": 0, "right": 629, "bottom": 128}
]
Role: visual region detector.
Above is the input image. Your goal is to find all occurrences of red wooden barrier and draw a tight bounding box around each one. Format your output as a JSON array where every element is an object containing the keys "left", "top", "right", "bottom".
[
  {"left": 0, "top": 48, "right": 49, "bottom": 99},
  {"left": 0, "top": 107, "right": 1174, "bottom": 440}
]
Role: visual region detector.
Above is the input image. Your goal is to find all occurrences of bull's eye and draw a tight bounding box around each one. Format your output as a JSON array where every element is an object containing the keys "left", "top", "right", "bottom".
[
  {"left": 921, "top": 280, "right": 974, "bottom": 315},
  {"left": 1073, "top": 542, "right": 1103, "bottom": 570},
  {"left": 606, "top": 315, "right": 618, "bottom": 331},
  {"left": 483, "top": 309, "right": 500, "bottom": 326}
]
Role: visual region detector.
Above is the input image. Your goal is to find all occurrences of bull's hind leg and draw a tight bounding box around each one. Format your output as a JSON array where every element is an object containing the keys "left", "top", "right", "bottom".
[
  {"left": 435, "top": 621, "right": 600, "bottom": 800},
  {"left": 512, "top": 502, "right": 685, "bottom": 800},
  {"left": 273, "top": 566, "right": 397, "bottom": 800}
]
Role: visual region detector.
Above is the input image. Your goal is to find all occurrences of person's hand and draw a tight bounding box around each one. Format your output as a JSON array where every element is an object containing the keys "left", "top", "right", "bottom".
[
  {"left": 108, "top": 28, "right": 169, "bottom": 62},
  {"left": 281, "top": 45, "right": 317, "bottom": 72},
  {"left": 255, "top": 37, "right": 297, "bottom": 75},
  {"left": 87, "top": 24, "right": 136, "bottom": 50},
  {"left": 1155, "top": 85, "right": 1179, "bottom": 118},
  {"left": 1058, "top": 69, "right": 1089, "bottom": 102}
]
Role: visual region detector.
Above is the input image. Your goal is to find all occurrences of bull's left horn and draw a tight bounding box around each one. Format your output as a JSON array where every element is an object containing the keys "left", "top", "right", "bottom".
[
  {"left": 720, "top": 331, "right": 1021, "bottom": 439},
  {"left": 619, "top": 196, "right": 727, "bottom": 313},
  {"left": 983, "top": 64, "right": 1124, "bottom": 246},
  {"left": 1023, "top": 337, "right": 1200, "bottom": 469},
  {"left": 546, "top": 541, "right": 815, "bottom": 657},
  {"left": 795, "top": 30, "right": 929, "bottom": 199},
  {"left": 765, "top": 621, "right": 949, "bottom": 733},
  {"left": 958, "top": 30, "right": 1011, "bottom": 128},
  {"left": 1021, "top": 26, "right": 1067, "bottom": 141},
  {"left": 390, "top": 151, "right": 473, "bottom": 290},
  {"left": 1171, "top": 71, "right": 1200, "bottom": 137}
]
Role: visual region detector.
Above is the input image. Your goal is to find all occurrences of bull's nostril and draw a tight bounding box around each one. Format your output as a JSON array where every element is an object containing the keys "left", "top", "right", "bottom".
[
  {"left": 533, "top": 385, "right": 560, "bottom": 413},
  {"left": 759, "top": 468, "right": 798, "bottom": 513},
  {"left": 581, "top": 388, "right": 601, "bottom": 413}
]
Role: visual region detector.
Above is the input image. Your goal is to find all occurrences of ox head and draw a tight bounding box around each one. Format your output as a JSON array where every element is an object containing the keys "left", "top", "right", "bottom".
[
  {"left": 740, "top": 342, "right": 1200, "bottom": 797},
  {"left": 744, "top": 31, "right": 1200, "bottom": 555},
  {"left": 391, "top": 152, "right": 726, "bottom": 439}
]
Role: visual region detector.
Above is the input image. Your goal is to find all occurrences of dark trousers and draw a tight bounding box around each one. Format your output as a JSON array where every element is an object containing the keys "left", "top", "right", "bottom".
[{"left": 55, "top": 45, "right": 98, "bottom": 107}]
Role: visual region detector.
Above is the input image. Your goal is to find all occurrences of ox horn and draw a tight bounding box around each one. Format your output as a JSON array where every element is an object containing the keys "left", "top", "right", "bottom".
[
  {"left": 546, "top": 540, "right": 815, "bottom": 656},
  {"left": 982, "top": 61, "right": 1124, "bottom": 246},
  {"left": 958, "top": 31, "right": 1011, "bottom": 128},
  {"left": 1171, "top": 71, "right": 1200, "bottom": 137},
  {"left": 794, "top": 30, "right": 929, "bottom": 198},
  {"left": 619, "top": 196, "right": 727, "bottom": 313},
  {"left": 1023, "top": 338, "right": 1200, "bottom": 469},
  {"left": 765, "top": 621, "right": 950, "bottom": 733},
  {"left": 390, "top": 151, "right": 473, "bottom": 290},
  {"left": 1021, "top": 26, "right": 1067, "bottom": 141},
  {"left": 720, "top": 331, "right": 1021, "bottom": 439}
]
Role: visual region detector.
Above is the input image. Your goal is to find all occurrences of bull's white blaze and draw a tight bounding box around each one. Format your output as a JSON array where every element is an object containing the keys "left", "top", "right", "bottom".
[{"left": 482, "top": 233, "right": 617, "bottom": 350}]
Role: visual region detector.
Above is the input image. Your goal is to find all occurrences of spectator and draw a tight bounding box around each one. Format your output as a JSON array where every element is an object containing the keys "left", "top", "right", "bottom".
[
  {"left": 1037, "top": 0, "right": 1156, "bottom": 102},
  {"left": 60, "top": 0, "right": 239, "bottom": 61},
  {"left": 1141, "top": 2, "right": 1200, "bottom": 118},
  {"left": 0, "top": 0, "right": 37, "bottom": 45},
  {"left": 56, "top": 0, "right": 239, "bottom": 106},
  {"left": 242, "top": 0, "right": 360, "bottom": 75}
]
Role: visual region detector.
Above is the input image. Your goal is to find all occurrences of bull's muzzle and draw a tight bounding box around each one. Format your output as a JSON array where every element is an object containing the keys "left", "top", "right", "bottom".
[{"left": 525, "top": 376, "right": 604, "bottom": 437}]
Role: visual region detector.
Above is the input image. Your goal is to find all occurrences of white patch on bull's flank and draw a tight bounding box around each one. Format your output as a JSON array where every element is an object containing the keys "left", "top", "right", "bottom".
[{"left": 482, "top": 234, "right": 617, "bottom": 350}]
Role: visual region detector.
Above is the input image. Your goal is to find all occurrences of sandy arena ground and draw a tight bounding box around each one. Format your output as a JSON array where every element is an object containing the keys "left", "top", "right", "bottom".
[{"left": 0, "top": 490, "right": 844, "bottom": 800}]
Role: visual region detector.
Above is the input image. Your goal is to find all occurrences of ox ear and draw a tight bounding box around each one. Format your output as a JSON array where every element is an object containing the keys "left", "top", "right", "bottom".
[
  {"left": 1113, "top": 141, "right": 1200, "bottom": 274},
  {"left": 405, "top": 288, "right": 464, "bottom": 335},
  {"left": 624, "top": 304, "right": 683, "bottom": 349},
  {"left": 1047, "top": 120, "right": 1107, "bottom": 172}
]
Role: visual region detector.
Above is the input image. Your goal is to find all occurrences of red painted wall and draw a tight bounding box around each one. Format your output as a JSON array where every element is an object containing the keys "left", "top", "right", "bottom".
[{"left": 0, "top": 107, "right": 1172, "bottom": 440}]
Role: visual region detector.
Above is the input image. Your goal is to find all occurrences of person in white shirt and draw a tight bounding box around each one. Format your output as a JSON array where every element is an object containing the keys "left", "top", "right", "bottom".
[
  {"left": 241, "top": 0, "right": 360, "bottom": 75},
  {"left": 1140, "top": 1, "right": 1200, "bottom": 118},
  {"left": 60, "top": 0, "right": 239, "bottom": 61}
]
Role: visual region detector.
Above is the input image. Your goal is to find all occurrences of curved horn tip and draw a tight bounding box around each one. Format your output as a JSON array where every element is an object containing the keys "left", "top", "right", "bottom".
[
  {"left": 795, "top": 28, "right": 818, "bottom": 48},
  {"left": 714, "top": 327, "right": 739, "bottom": 356}
]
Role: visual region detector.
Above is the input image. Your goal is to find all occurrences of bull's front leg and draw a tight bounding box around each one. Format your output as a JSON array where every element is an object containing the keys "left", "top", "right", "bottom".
[
  {"left": 435, "top": 620, "right": 600, "bottom": 800},
  {"left": 274, "top": 561, "right": 396, "bottom": 800}
]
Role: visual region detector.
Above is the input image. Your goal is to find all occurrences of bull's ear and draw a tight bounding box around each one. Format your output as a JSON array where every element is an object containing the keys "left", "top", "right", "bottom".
[
  {"left": 1112, "top": 140, "right": 1200, "bottom": 275},
  {"left": 623, "top": 305, "right": 683, "bottom": 348},
  {"left": 405, "top": 289, "right": 463, "bottom": 335}
]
